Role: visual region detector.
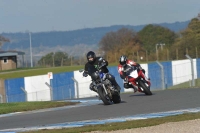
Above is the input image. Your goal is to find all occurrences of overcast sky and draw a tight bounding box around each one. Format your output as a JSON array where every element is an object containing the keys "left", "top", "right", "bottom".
[{"left": 0, "top": 0, "right": 200, "bottom": 33}]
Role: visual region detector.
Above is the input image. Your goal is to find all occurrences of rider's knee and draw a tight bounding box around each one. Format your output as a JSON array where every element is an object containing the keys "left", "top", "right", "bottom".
[
  {"left": 106, "top": 74, "right": 115, "bottom": 81},
  {"left": 124, "top": 83, "right": 131, "bottom": 89}
]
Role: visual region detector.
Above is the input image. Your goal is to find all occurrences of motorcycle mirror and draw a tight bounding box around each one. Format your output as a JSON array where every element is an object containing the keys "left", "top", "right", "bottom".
[{"left": 79, "top": 69, "right": 84, "bottom": 73}]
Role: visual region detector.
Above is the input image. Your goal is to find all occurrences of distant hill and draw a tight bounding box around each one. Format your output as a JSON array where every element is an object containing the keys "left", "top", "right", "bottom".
[
  {"left": 2, "top": 20, "right": 190, "bottom": 49},
  {"left": 0, "top": 20, "right": 190, "bottom": 59}
]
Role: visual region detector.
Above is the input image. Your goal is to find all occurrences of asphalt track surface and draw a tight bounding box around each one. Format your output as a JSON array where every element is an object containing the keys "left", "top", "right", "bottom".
[{"left": 0, "top": 88, "right": 200, "bottom": 130}]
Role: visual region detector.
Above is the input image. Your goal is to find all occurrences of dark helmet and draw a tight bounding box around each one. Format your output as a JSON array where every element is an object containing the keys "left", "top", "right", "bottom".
[
  {"left": 86, "top": 51, "right": 96, "bottom": 62},
  {"left": 119, "top": 55, "right": 127, "bottom": 66}
]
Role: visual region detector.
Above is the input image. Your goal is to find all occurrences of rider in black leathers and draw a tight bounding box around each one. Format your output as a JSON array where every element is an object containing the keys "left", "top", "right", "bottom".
[{"left": 83, "top": 51, "right": 121, "bottom": 93}]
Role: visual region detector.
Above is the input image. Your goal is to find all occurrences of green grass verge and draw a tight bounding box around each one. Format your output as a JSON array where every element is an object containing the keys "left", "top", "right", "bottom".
[
  {"left": 0, "top": 101, "right": 79, "bottom": 114},
  {"left": 0, "top": 66, "right": 84, "bottom": 79},
  {"left": 168, "top": 78, "right": 200, "bottom": 90},
  {"left": 23, "top": 112, "right": 200, "bottom": 133}
]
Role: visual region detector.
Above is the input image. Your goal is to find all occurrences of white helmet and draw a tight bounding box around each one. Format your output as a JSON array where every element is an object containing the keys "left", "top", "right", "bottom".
[{"left": 119, "top": 55, "right": 127, "bottom": 66}]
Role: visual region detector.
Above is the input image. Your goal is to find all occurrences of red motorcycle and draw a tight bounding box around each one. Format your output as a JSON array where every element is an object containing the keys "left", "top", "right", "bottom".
[{"left": 124, "top": 65, "right": 152, "bottom": 95}]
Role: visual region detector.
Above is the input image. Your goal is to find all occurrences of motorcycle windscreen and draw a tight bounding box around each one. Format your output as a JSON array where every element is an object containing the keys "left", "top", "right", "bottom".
[{"left": 129, "top": 70, "right": 138, "bottom": 78}]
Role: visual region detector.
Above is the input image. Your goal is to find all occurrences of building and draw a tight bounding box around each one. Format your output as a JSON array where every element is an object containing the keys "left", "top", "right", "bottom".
[{"left": 0, "top": 51, "right": 25, "bottom": 71}]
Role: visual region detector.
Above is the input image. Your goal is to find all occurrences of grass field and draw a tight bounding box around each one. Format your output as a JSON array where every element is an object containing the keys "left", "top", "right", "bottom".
[
  {"left": 168, "top": 78, "right": 200, "bottom": 89},
  {"left": 0, "top": 66, "right": 84, "bottom": 79},
  {"left": 0, "top": 101, "right": 79, "bottom": 115}
]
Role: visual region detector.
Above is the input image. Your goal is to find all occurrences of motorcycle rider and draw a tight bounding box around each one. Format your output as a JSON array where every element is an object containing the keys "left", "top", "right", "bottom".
[
  {"left": 118, "top": 55, "right": 150, "bottom": 92},
  {"left": 83, "top": 51, "right": 121, "bottom": 93}
]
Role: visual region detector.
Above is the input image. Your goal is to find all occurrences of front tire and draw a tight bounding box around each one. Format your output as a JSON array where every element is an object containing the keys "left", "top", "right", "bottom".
[
  {"left": 98, "top": 87, "right": 112, "bottom": 105},
  {"left": 139, "top": 81, "right": 152, "bottom": 95}
]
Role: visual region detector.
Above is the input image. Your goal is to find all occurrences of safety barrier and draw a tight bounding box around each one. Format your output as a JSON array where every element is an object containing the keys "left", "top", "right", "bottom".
[{"left": 1, "top": 58, "right": 200, "bottom": 103}]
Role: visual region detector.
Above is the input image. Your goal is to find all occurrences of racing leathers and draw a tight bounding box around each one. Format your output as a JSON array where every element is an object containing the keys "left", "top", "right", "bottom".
[
  {"left": 118, "top": 59, "right": 149, "bottom": 92},
  {"left": 83, "top": 57, "right": 121, "bottom": 93}
]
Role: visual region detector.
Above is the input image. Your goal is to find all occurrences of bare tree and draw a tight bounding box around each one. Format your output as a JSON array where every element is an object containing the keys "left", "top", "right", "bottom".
[
  {"left": 99, "top": 28, "right": 137, "bottom": 53},
  {"left": 98, "top": 28, "right": 141, "bottom": 62},
  {"left": 0, "top": 35, "right": 10, "bottom": 50}
]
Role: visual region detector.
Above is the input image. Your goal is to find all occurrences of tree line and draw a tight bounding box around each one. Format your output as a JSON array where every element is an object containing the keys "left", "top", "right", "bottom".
[
  {"left": 37, "top": 17, "right": 200, "bottom": 67},
  {"left": 99, "top": 18, "right": 200, "bottom": 63}
]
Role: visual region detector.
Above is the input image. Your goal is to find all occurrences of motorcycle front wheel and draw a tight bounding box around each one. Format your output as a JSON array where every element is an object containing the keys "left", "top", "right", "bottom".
[
  {"left": 98, "top": 87, "right": 112, "bottom": 105},
  {"left": 139, "top": 81, "right": 152, "bottom": 95}
]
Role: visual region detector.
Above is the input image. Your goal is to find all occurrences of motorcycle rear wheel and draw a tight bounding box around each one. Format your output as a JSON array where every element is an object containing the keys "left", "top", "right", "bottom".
[{"left": 112, "top": 93, "right": 121, "bottom": 104}]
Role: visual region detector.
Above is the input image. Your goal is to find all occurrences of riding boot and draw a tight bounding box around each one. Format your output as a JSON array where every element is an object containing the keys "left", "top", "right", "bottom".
[
  {"left": 132, "top": 84, "right": 138, "bottom": 93},
  {"left": 89, "top": 83, "right": 97, "bottom": 92}
]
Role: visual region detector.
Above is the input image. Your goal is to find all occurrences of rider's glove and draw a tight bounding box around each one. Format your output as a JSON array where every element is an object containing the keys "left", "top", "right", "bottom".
[
  {"left": 121, "top": 67, "right": 125, "bottom": 72},
  {"left": 99, "top": 62, "right": 106, "bottom": 69},
  {"left": 101, "top": 62, "right": 106, "bottom": 67},
  {"left": 142, "top": 69, "right": 145, "bottom": 74},
  {"left": 83, "top": 71, "right": 88, "bottom": 77},
  {"left": 136, "top": 64, "right": 145, "bottom": 73}
]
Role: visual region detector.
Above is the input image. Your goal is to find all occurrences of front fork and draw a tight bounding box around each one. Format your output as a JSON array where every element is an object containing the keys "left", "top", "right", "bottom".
[
  {"left": 141, "top": 72, "right": 151, "bottom": 86},
  {"left": 102, "top": 84, "right": 108, "bottom": 95}
]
